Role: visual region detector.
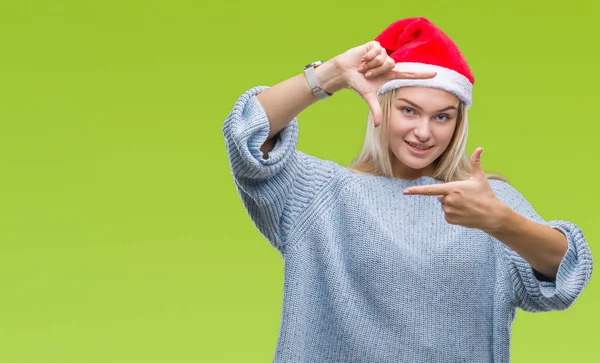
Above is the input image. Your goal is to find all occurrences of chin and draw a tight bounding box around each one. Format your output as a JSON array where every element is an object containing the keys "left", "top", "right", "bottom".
[
  {"left": 401, "top": 158, "right": 433, "bottom": 170},
  {"left": 390, "top": 147, "right": 441, "bottom": 173},
  {"left": 397, "top": 150, "right": 434, "bottom": 164}
]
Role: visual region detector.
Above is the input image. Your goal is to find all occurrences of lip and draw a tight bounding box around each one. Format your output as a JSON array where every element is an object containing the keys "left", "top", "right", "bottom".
[{"left": 405, "top": 140, "right": 434, "bottom": 156}]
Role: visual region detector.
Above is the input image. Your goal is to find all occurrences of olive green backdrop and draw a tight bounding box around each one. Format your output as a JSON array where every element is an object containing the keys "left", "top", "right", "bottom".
[{"left": 0, "top": 1, "right": 597, "bottom": 362}]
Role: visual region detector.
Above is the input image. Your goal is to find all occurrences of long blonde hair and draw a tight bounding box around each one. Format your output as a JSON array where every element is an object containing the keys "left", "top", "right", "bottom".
[{"left": 348, "top": 89, "right": 508, "bottom": 183}]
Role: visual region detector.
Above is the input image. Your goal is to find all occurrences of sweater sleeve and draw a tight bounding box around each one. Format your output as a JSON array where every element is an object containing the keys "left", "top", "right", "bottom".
[
  {"left": 489, "top": 179, "right": 594, "bottom": 312},
  {"left": 222, "top": 86, "right": 338, "bottom": 251}
]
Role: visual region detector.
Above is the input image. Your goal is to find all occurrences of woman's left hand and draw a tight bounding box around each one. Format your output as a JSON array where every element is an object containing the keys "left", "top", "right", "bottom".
[{"left": 403, "top": 148, "right": 508, "bottom": 232}]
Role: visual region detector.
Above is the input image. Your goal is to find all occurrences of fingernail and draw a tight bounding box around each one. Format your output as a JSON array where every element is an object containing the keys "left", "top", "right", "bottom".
[
  {"left": 357, "top": 66, "right": 364, "bottom": 72},
  {"left": 365, "top": 71, "right": 373, "bottom": 77}
]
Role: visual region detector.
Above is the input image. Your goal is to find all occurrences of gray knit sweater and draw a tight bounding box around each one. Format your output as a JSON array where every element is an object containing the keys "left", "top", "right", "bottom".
[{"left": 222, "top": 86, "right": 593, "bottom": 363}]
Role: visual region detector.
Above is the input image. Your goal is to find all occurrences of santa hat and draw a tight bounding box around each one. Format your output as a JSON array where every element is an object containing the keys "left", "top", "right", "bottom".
[{"left": 376, "top": 17, "right": 474, "bottom": 109}]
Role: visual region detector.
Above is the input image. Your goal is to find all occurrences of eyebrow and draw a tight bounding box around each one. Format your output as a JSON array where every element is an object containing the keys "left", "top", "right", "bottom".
[{"left": 396, "top": 98, "right": 458, "bottom": 112}]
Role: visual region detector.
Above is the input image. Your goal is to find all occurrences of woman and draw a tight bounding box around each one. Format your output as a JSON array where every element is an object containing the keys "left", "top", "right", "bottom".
[{"left": 222, "top": 17, "right": 593, "bottom": 362}]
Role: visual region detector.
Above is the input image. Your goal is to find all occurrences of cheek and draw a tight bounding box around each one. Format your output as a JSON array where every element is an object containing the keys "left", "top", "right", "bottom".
[
  {"left": 429, "top": 119, "right": 457, "bottom": 145},
  {"left": 437, "top": 124, "right": 457, "bottom": 145},
  {"left": 388, "top": 116, "right": 410, "bottom": 137},
  {"left": 388, "top": 120, "right": 408, "bottom": 148}
]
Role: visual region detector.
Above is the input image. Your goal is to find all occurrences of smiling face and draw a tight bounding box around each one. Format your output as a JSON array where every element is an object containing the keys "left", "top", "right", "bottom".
[{"left": 388, "top": 87, "right": 461, "bottom": 180}]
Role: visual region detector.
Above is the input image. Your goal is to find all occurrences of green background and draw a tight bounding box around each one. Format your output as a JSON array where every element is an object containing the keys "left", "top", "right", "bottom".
[{"left": 0, "top": 0, "right": 597, "bottom": 362}]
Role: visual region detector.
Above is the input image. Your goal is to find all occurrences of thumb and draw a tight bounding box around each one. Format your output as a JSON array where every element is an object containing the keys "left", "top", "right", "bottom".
[
  {"left": 363, "top": 92, "right": 382, "bottom": 127},
  {"left": 470, "top": 147, "right": 485, "bottom": 178}
]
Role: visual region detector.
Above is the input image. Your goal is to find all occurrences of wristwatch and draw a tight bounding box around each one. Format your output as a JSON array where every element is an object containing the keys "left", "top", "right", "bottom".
[{"left": 303, "top": 61, "right": 333, "bottom": 100}]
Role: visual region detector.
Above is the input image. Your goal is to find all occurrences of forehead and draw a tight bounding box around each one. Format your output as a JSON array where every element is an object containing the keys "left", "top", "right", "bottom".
[{"left": 395, "top": 86, "right": 459, "bottom": 107}]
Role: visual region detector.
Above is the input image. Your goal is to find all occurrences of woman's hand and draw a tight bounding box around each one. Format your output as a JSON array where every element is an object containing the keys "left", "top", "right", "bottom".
[
  {"left": 332, "top": 41, "right": 436, "bottom": 126},
  {"left": 402, "top": 148, "right": 507, "bottom": 232}
]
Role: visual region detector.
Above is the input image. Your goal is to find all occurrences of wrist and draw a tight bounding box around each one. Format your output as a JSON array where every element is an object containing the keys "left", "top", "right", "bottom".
[
  {"left": 483, "top": 200, "right": 515, "bottom": 235},
  {"left": 314, "top": 59, "right": 347, "bottom": 95}
]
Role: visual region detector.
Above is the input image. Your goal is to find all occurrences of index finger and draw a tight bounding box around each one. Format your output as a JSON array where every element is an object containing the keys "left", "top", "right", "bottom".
[
  {"left": 403, "top": 182, "right": 458, "bottom": 196},
  {"left": 391, "top": 69, "right": 437, "bottom": 80}
]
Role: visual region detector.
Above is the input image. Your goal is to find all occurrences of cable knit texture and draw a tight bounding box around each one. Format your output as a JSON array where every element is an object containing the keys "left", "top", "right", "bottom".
[{"left": 222, "top": 86, "right": 594, "bottom": 363}]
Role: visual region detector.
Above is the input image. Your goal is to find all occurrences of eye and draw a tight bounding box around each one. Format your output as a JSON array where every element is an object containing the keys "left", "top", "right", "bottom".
[
  {"left": 401, "top": 107, "right": 415, "bottom": 115},
  {"left": 436, "top": 114, "right": 450, "bottom": 121}
]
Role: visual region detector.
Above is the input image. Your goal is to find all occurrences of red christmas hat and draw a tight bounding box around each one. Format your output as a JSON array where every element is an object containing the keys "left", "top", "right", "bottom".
[{"left": 376, "top": 17, "right": 474, "bottom": 108}]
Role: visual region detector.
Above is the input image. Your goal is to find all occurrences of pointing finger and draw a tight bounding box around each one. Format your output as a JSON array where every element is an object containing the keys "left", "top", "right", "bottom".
[{"left": 403, "top": 181, "right": 461, "bottom": 196}]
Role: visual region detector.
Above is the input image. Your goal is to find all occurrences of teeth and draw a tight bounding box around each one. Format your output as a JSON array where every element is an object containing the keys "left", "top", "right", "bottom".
[{"left": 407, "top": 141, "right": 431, "bottom": 150}]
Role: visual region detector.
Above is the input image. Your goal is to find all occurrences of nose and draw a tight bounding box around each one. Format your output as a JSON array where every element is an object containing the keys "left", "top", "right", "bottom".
[{"left": 413, "top": 118, "right": 431, "bottom": 141}]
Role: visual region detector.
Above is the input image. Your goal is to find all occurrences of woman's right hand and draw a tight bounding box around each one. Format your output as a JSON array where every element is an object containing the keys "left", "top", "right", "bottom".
[{"left": 329, "top": 41, "right": 437, "bottom": 127}]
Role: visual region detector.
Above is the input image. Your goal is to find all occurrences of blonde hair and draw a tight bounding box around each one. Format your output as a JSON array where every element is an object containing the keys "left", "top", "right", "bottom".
[{"left": 348, "top": 88, "right": 508, "bottom": 183}]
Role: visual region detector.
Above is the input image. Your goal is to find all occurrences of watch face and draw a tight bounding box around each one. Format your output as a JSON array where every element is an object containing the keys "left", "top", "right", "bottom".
[{"left": 303, "top": 61, "right": 323, "bottom": 70}]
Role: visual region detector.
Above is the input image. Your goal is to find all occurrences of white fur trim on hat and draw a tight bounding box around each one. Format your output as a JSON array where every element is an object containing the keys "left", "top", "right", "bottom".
[{"left": 378, "top": 62, "right": 473, "bottom": 108}]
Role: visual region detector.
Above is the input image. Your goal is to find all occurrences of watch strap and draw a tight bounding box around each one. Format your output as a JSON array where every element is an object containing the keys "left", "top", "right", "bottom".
[{"left": 303, "top": 61, "right": 332, "bottom": 100}]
